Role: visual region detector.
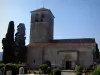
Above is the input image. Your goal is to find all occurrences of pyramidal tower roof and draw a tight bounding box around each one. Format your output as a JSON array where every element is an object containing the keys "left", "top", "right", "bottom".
[
  {"left": 33, "top": 8, "right": 50, "bottom": 12},
  {"left": 31, "top": 8, "right": 55, "bottom": 18}
]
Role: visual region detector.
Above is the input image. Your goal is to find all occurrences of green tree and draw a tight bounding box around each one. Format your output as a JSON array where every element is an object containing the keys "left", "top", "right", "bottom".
[
  {"left": 14, "top": 23, "right": 27, "bottom": 63},
  {"left": 2, "top": 21, "right": 15, "bottom": 63},
  {"left": 96, "top": 44, "right": 99, "bottom": 59},
  {"left": 91, "top": 67, "right": 100, "bottom": 75}
]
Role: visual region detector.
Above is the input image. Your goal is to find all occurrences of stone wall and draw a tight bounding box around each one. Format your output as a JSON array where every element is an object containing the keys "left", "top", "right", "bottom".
[
  {"left": 27, "top": 46, "right": 42, "bottom": 67},
  {"left": 27, "top": 43, "right": 95, "bottom": 68},
  {"left": 30, "top": 23, "right": 50, "bottom": 43},
  {"left": 43, "top": 44, "right": 94, "bottom": 68},
  {"left": 30, "top": 9, "right": 54, "bottom": 43}
]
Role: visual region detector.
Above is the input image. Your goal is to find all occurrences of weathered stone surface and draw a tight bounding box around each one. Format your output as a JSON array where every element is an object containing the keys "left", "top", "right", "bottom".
[
  {"left": 27, "top": 43, "right": 95, "bottom": 69},
  {"left": 30, "top": 8, "right": 54, "bottom": 43}
]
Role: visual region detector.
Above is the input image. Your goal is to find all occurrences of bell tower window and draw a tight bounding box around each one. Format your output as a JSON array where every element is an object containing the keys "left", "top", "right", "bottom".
[
  {"left": 40, "top": 14, "right": 45, "bottom": 22},
  {"left": 35, "top": 19, "right": 38, "bottom": 22},
  {"left": 41, "top": 14, "right": 45, "bottom": 18},
  {"left": 41, "top": 19, "right": 43, "bottom": 22},
  {"left": 35, "top": 13, "right": 39, "bottom": 22}
]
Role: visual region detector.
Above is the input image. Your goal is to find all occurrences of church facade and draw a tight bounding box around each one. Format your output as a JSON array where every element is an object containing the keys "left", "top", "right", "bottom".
[{"left": 27, "top": 8, "right": 98, "bottom": 69}]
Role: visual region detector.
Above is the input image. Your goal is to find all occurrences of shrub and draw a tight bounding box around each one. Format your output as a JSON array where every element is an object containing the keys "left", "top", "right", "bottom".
[
  {"left": 5, "top": 63, "right": 19, "bottom": 75},
  {"left": 91, "top": 67, "right": 100, "bottom": 75},
  {"left": 75, "top": 65, "right": 82, "bottom": 75},
  {"left": 40, "top": 64, "right": 48, "bottom": 74},
  {"left": 0, "top": 63, "right": 5, "bottom": 69},
  {"left": 40, "top": 63, "right": 52, "bottom": 74},
  {"left": 75, "top": 65, "right": 82, "bottom": 72},
  {"left": 52, "top": 68, "right": 57, "bottom": 75},
  {"left": 47, "top": 67, "right": 52, "bottom": 74},
  {"left": 39, "top": 69, "right": 43, "bottom": 74},
  {"left": 52, "top": 68, "right": 61, "bottom": 75},
  {"left": 43, "top": 60, "right": 51, "bottom": 67},
  {"left": 0, "top": 63, "right": 26, "bottom": 75}
]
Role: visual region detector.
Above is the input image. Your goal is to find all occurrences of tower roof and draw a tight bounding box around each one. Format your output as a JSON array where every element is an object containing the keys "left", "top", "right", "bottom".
[
  {"left": 32, "top": 8, "right": 50, "bottom": 12},
  {"left": 31, "top": 8, "right": 55, "bottom": 18}
]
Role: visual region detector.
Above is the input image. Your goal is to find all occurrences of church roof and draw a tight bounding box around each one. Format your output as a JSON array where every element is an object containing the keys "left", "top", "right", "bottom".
[{"left": 50, "top": 38, "right": 95, "bottom": 43}]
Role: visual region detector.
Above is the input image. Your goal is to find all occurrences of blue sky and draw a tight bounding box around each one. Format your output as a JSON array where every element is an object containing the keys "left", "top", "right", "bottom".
[{"left": 0, "top": 0, "right": 100, "bottom": 52}]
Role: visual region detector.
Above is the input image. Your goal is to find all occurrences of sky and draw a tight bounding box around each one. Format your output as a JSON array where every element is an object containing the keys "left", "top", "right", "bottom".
[{"left": 0, "top": 0, "right": 100, "bottom": 52}]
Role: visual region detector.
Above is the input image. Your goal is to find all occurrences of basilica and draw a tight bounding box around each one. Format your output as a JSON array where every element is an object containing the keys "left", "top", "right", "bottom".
[{"left": 27, "top": 8, "right": 99, "bottom": 69}]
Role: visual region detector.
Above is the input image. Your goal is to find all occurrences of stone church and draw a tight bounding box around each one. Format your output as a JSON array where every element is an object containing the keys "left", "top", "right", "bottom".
[{"left": 27, "top": 8, "right": 98, "bottom": 69}]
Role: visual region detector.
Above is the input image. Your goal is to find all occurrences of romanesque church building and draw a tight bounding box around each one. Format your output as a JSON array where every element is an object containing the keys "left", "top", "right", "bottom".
[{"left": 27, "top": 8, "right": 99, "bottom": 69}]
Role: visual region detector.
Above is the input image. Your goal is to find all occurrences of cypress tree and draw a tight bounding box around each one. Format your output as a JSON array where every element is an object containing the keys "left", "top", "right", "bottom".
[
  {"left": 14, "top": 23, "right": 27, "bottom": 63},
  {"left": 2, "top": 21, "right": 15, "bottom": 63}
]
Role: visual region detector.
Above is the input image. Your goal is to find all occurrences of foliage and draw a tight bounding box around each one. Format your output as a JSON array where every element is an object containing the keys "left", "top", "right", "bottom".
[
  {"left": 15, "top": 23, "right": 26, "bottom": 46},
  {"left": 0, "top": 63, "right": 26, "bottom": 75},
  {"left": 43, "top": 60, "right": 51, "bottom": 67},
  {"left": 47, "top": 67, "right": 52, "bottom": 74},
  {"left": 75, "top": 65, "right": 81, "bottom": 72},
  {"left": 39, "top": 69, "right": 43, "bottom": 74},
  {"left": 52, "top": 68, "right": 61, "bottom": 75},
  {"left": 2, "top": 21, "right": 15, "bottom": 63},
  {"left": 91, "top": 67, "right": 100, "bottom": 75},
  {"left": 39, "top": 63, "right": 52, "bottom": 74},
  {"left": 0, "top": 60, "right": 3, "bottom": 63},
  {"left": 2, "top": 22, "right": 27, "bottom": 64},
  {"left": 6, "top": 63, "right": 18, "bottom": 75},
  {"left": 52, "top": 68, "right": 57, "bottom": 75},
  {"left": 40, "top": 60, "right": 60, "bottom": 75},
  {"left": 95, "top": 44, "right": 99, "bottom": 60},
  {"left": 75, "top": 65, "right": 82, "bottom": 75},
  {"left": 14, "top": 23, "right": 27, "bottom": 63},
  {"left": 76, "top": 72, "right": 81, "bottom": 75},
  {"left": 0, "top": 63, "right": 26, "bottom": 68},
  {"left": 40, "top": 64, "right": 48, "bottom": 74}
]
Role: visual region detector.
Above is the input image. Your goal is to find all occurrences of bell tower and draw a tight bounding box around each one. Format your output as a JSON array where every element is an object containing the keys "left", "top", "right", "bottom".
[{"left": 30, "top": 8, "right": 54, "bottom": 43}]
